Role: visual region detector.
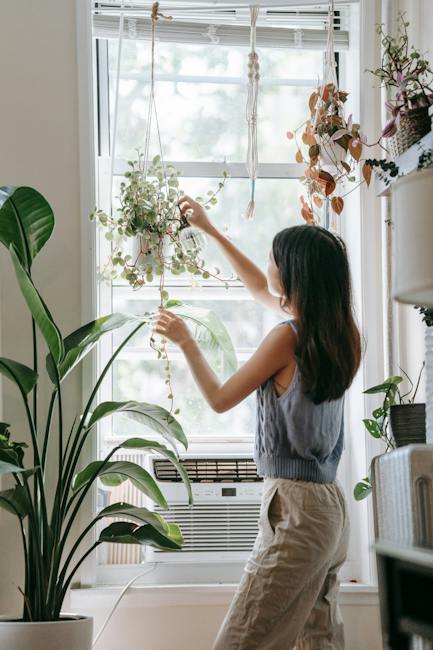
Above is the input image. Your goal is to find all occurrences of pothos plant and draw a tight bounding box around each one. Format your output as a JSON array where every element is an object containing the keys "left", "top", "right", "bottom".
[
  {"left": 91, "top": 152, "right": 233, "bottom": 411},
  {"left": 354, "top": 366, "right": 424, "bottom": 501},
  {"left": 0, "top": 186, "right": 236, "bottom": 621},
  {"left": 288, "top": 83, "right": 380, "bottom": 224}
]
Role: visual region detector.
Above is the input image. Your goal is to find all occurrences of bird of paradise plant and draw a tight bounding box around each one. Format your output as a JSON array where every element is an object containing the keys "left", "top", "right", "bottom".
[{"left": 0, "top": 186, "right": 236, "bottom": 621}]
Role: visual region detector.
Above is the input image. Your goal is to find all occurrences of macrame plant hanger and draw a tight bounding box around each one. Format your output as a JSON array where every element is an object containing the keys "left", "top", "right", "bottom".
[
  {"left": 314, "top": 0, "right": 339, "bottom": 230},
  {"left": 245, "top": 5, "right": 260, "bottom": 220},
  {"left": 109, "top": 2, "right": 172, "bottom": 208}
]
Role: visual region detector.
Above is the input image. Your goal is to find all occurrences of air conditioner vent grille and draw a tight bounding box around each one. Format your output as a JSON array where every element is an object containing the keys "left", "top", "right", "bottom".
[
  {"left": 153, "top": 458, "right": 262, "bottom": 483},
  {"left": 153, "top": 503, "right": 260, "bottom": 553}
]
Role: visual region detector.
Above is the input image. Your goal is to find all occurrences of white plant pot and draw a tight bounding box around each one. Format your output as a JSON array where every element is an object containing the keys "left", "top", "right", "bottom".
[
  {"left": 131, "top": 234, "right": 172, "bottom": 269},
  {"left": 317, "top": 134, "right": 347, "bottom": 169},
  {"left": 0, "top": 615, "right": 93, "bottom": 650},
  {"left": 392, "top": 168, "right": 433, "bottom": 306},
  {"left": 425, "top": 326, "right": 433, "bottom": 444}
]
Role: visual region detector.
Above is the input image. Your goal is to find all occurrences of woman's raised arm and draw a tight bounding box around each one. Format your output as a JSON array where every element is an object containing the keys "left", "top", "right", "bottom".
[{"left": 178, "top": 195, "right": 288, "bottom": 317}]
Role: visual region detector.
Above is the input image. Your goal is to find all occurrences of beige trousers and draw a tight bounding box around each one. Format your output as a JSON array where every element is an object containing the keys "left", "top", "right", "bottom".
[{"left": 213, "top": 478, "right": 349, "bottom": 650}]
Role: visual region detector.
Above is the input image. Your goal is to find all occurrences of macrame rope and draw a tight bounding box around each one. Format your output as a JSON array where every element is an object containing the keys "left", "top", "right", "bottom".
[
  {"left": 109, "top": 0, "right": 126, "bottom": 210},
  {"left": 245, "top": 5, "right": 260, "bottom": 220},
  {"left": 313, "top": 0, "right": 337, "bottom": 131}
]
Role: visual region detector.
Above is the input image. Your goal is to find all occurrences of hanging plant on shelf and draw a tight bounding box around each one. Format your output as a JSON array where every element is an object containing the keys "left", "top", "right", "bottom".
[{"left": 288, "top": 83, "right": 379, "bottom": 225}]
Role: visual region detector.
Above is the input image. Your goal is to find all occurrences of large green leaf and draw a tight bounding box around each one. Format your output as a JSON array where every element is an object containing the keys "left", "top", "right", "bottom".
[
  {"left": 120, "top": 438, "right": 192, "bottom": 505},
  {"left": 0, "top": 186, "right": 54, "bottom": 270},
  {"left": 10, "top": 245, "right": 64, "bottom": 364},
  {"left": 0, "top": 485, "right": 30, "bottom": 518},
  {"left": 174, "top": 305, "right": 237, "bottom": 376},
  {"left": 73, "top": 460, "right": 168, "bottom": 508},
  {"left": 0, "top": 358, "right": 38, "bottom": 394},
  {"left": 46, "top": 313, "right": 140, "bottom": 384},
  {"left": 99, "top": 520, "right": 183, "bottom": 550},
  {"left": 87, "top": 401, "right": 188, "bottom": 450},
  {"left": 98, "top": 502, "right": 169, "bottom": 531}
]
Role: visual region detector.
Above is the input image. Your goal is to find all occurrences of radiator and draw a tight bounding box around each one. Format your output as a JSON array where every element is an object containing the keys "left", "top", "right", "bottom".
[{"left": 372, "top": 445, "right": 433, "bottom": 650}]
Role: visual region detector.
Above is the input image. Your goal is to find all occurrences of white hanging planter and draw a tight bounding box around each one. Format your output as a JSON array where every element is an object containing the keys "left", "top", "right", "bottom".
[
  {"left": 392, "top": 168, "right": 433, "bottom": 305},
  {"left": 0, "top": 615, "right": 93, "bottom": 650},
  {"left": 131, "top": 233, "right": 172, "bottom": 270},
  {"left": 317, "top": 134, "right": 347, "bottom": 170}
]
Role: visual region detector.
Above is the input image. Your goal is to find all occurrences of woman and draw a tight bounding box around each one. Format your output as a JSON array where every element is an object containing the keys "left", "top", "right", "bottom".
[{"left": 154, "top": 196, "right": 361, "bottom": 650}]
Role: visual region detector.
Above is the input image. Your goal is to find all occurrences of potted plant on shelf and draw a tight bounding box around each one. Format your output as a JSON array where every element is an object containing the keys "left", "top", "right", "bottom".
[
  {"left": 288, "top": 83, "right": 378, "bottom": 224},
  {"left": 0, "top": 186, "right": 235, "bottom": 650},
  {"left": 354, "top": 366, "right": 425, "bottom": 501},
  {"left": 369, "top": 13, "right": 433, "bottom": 159}
]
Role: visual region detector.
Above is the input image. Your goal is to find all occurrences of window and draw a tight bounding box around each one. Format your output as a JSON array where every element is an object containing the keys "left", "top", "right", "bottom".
[{"left": 90, "top": 3, "right": 368, "bottom": 584}]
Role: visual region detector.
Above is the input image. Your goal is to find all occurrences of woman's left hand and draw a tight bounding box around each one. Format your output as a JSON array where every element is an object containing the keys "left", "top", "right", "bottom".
[{"left": 153, "top": 309, "right": 193, "bottom": 347}]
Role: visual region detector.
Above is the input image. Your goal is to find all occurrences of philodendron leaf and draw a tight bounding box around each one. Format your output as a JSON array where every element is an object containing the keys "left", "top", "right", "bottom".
[
  {"left": 120, "top": 438, "right": 192, "bottom": 505},
  {"left": 0, "top": 358, "right": 38, "bottom": 394},
  {"left": 354, "top": 478, "right": 372, "bottom": 501},
  {"left": 10, "top": 245, "right": 64, "bottom": 364},
  {"left": 364, "top": 377, "right": 402, "bottom": 394},
  {"left": 362, "top": 419, "right": 382, "bottom": 438},
  {"left": 73, "top": 460, "right": 168, "bottom": 508},
  {"left": 173, "top": 306, "right": 237, "bottom": 376},
  {"left": 99, "top": 520, "right": 183, "bottom": 550},
  {"left": 46, "top": 312, "right": 142, "bottom": 384},
  {"left": 0, "top": 186, "right": 54, "bottom": 270},
  {"left": 87, "top": 401, "right": 188, "bottom": 451},
  {"left": 0, "top": 485, "right": 30, "bottom": 518}
]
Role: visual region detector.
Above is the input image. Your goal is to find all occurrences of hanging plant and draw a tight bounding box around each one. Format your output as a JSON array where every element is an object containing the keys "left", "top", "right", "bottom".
[
  {"left": 91, "top": 152, "right": 228, "bottom": 296},
  {"left": 288, "top": 83, "right": 379, "bottom": 224}
]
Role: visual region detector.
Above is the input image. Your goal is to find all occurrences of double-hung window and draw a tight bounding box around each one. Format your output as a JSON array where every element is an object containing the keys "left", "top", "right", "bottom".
[{"left": 90, "top": 3, "right": 368, "bottom": 585}]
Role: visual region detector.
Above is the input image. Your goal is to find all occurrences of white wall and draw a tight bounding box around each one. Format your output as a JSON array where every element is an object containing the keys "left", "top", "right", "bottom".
[{"left": 0, "top": 0, "right": 82, "bottom": 614}]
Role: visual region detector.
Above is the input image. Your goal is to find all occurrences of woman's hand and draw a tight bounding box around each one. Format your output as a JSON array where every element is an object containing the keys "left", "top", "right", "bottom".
[
  {"left": 153, "top": 309, "right": 193, "bottom": 348},
  {"left": 177, "top": 195, "right": 215, "bottom": 234}
]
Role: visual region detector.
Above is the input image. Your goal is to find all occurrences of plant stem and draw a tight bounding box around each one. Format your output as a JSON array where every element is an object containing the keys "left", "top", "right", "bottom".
[{"left": 60, "top": 321, "right": 147, "bottom": 514}]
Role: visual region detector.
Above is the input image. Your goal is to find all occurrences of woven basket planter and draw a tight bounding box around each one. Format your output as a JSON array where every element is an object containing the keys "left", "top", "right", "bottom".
[{"left": 387, "top": 107, "right": 432, "bottom": 159}]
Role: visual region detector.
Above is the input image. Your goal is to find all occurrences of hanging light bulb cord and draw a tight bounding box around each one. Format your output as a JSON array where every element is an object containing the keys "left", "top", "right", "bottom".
[{"left": 92, "top": 563, "right": 157, "bottom": 647}]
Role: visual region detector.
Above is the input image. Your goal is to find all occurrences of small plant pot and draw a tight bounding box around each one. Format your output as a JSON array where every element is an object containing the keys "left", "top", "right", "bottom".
[
  {"left": 317, "top": 134, "right": 347, "bottom": 169},
  {"left": 390, "top": 403, "right": 426, "bottom": 447},
  {"left": 387, "top": 107, "right": 432, "bottom": 159},
  {"left": 131, "top": 234, "right": 172, "bottom": 270},
  {"left": 0, "top": 615, "right": 93, "bottom": 650}
]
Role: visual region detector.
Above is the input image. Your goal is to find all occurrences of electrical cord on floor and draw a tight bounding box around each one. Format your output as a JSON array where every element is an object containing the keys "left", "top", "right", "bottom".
[{"left": 92, "top": 563, "right": 157, "bottom": 647}]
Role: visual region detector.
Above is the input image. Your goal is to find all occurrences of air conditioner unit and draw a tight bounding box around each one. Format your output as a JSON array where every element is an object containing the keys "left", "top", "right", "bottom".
[{"left": 144, "top": 454, "right": 264, "bottom": 564}]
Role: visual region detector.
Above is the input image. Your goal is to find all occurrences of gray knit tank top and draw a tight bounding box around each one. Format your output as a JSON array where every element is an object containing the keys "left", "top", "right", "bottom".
[{"left": 254, "top": 320, "right": 344, "bottom": 483}]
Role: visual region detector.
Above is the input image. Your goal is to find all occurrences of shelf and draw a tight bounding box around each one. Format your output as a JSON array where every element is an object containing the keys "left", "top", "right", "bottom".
[{"left": 374, "top": 129, "right": 433, "bottom": 197}]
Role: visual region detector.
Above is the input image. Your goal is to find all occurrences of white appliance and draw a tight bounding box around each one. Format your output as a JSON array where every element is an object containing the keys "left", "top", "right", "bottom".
[
  {"left": 145, "top": 454, "right": 263, "bottom": 564},
  {"left": 372, "top": 445, "right": 433, "bottom": 548}
]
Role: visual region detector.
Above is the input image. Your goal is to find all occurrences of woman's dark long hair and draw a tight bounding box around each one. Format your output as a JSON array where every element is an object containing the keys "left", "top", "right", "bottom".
[{"left": 272, "top": 225, "right": 361, "bottom": 404}]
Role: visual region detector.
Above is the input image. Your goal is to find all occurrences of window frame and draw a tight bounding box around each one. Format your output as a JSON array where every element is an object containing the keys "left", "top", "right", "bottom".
[{"left": 76, "top": 0, "right": 383, "bottom": 588}]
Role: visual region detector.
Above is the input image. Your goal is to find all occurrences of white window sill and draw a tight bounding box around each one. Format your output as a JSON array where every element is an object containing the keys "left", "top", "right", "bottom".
[{"left": 70, "top": 582, "right": 379, "bottom": 611}]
